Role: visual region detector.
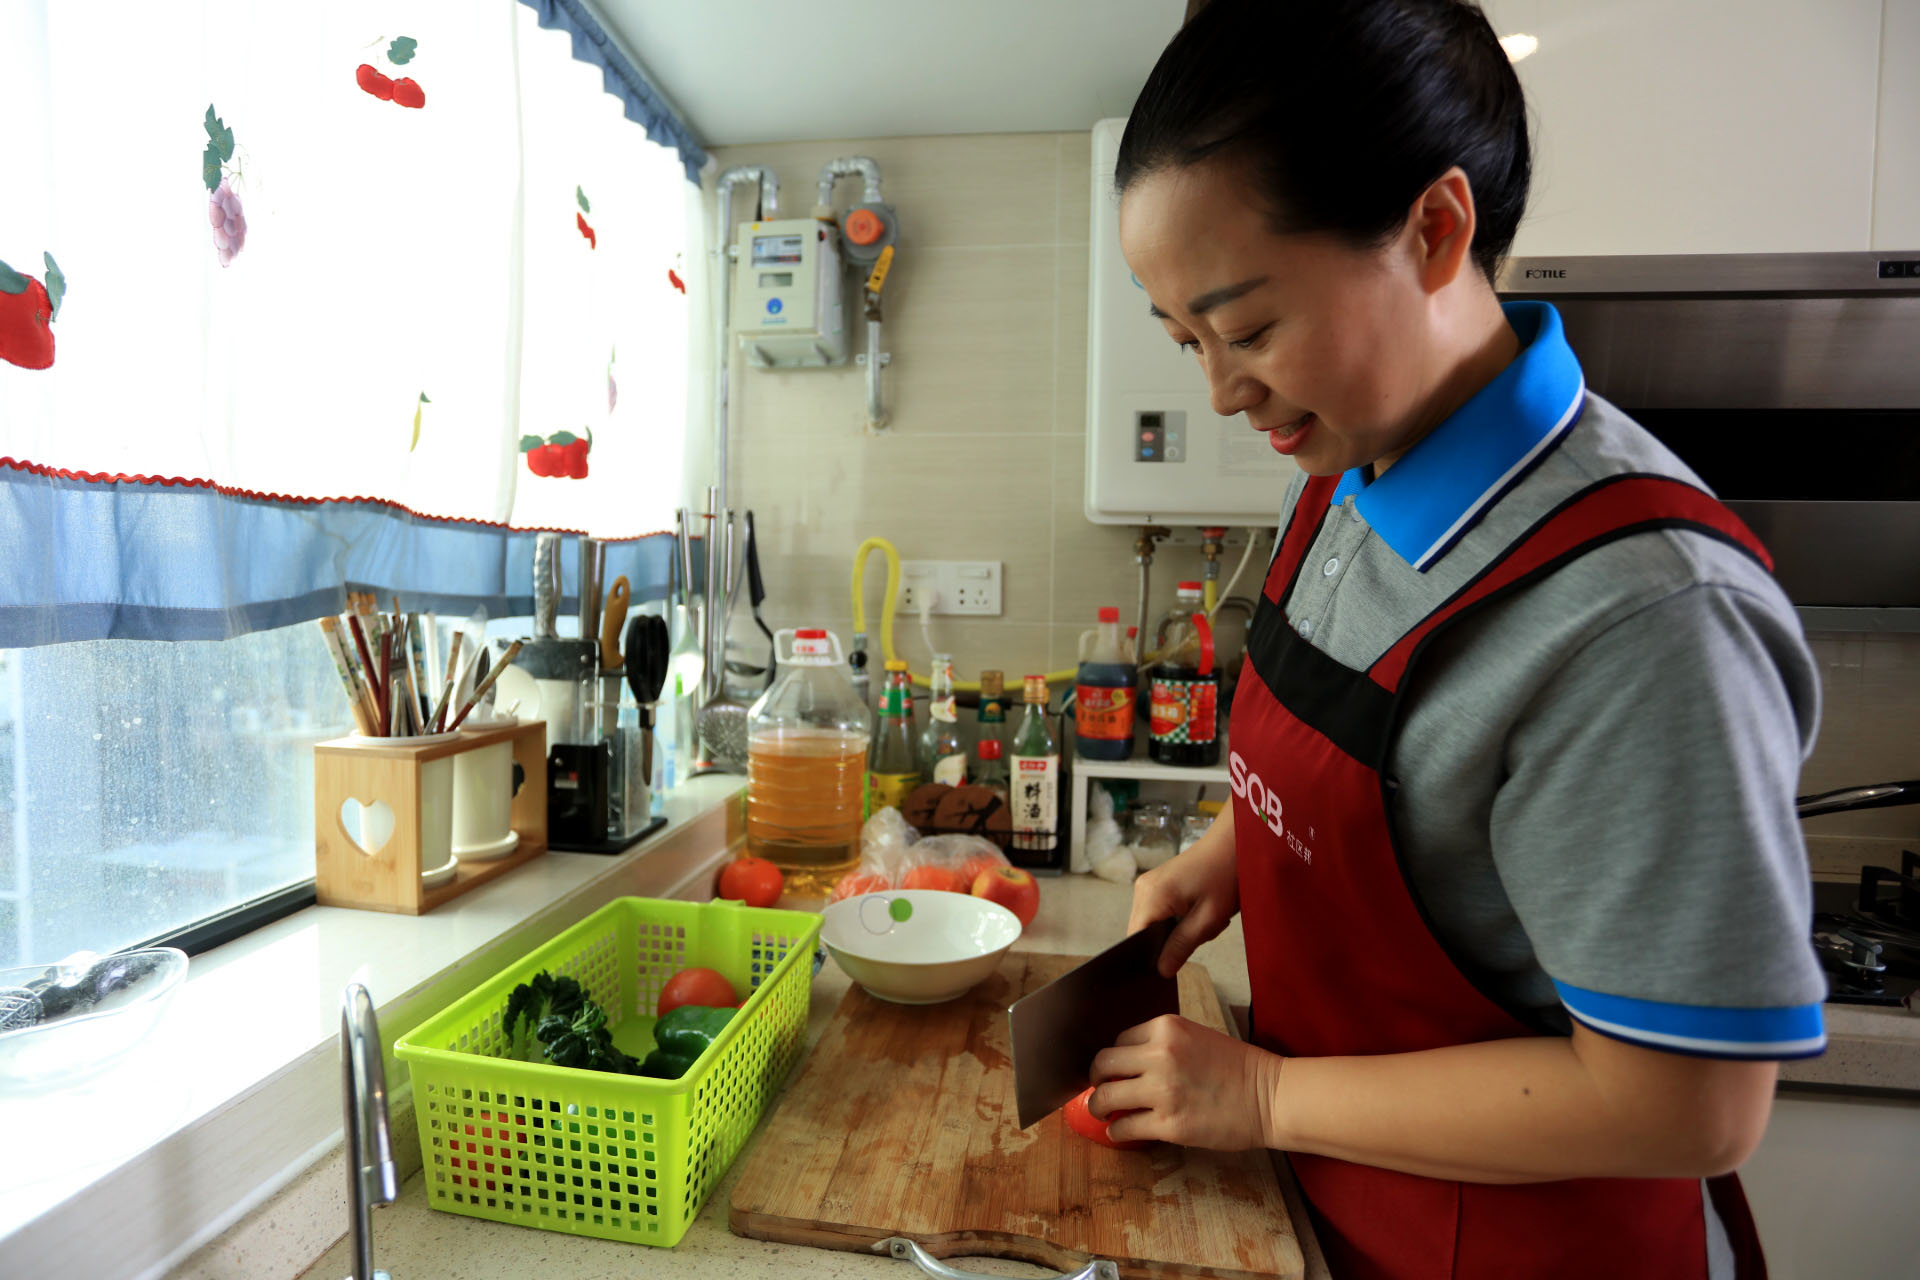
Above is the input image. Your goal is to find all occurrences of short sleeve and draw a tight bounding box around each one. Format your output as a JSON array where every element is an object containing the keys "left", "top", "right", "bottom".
[{"left": 1488, "top": 580, "right": 1828, "bottom": 1059}]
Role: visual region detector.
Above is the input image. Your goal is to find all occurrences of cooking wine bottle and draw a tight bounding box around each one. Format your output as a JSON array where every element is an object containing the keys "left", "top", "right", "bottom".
[{"left": 1008, "top": 675, "right": 1060, "bottom": 869}]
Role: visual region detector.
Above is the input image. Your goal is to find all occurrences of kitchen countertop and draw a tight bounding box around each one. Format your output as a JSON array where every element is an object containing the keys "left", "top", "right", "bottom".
[
  {"left": 301, "top": 874, "right": 1332, "bottom": 1280},
  {"left": 296, "top": 871, "right": 1919, "bottom": 1280}
]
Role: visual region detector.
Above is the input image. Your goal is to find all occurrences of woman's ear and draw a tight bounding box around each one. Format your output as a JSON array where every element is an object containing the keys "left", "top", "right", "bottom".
[{"left": 1405, "top": 166, "right": 1478, "bottom": 294}]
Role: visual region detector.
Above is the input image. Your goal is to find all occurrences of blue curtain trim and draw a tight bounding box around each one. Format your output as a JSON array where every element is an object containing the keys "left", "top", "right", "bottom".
[
  {"left": 518, "top": 0, "right": 708, "bottom": 183},
  {"left": 0, "top": 462, "right": 698, "bottom": 648}
]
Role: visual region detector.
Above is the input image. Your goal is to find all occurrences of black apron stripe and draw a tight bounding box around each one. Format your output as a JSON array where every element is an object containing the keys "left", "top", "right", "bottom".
[{"left": 1245, "top": 600, "right": 1394, "bottom": 768}]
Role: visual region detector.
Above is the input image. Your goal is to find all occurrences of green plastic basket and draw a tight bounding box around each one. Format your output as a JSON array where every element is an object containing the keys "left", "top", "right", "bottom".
[{"left": 395, "top": 895, "right": 820, "bottom": 1247}]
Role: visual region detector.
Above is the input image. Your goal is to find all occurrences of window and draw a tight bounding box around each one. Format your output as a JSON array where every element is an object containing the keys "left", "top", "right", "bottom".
[{"left": 1, "top": 2, "right": 707, "bottom": 961}]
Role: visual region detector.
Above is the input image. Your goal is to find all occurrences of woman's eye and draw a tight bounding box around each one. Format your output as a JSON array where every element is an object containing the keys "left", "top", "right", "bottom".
[
  {"left": 1227, "top": 325, "right": 1271, "bottom": 351},
  {"left": 1175, "top": 338, "right": 1200, "bottom": 355}
]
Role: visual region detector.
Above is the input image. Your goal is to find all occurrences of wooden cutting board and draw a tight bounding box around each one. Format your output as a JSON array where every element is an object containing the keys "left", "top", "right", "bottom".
[{"left": 730, "top": 950, "right": 1307, "bottom": 1280}]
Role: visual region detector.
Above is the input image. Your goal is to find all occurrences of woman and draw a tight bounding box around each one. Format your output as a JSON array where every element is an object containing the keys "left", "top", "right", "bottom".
[{"left": 1087, "top": 2, "right": 1825, "bottom": 1277}]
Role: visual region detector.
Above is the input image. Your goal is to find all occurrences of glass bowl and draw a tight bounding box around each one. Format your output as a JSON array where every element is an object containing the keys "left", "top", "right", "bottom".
[{"left": 0, "top": 948, "right": 190, "bottom": 1088}]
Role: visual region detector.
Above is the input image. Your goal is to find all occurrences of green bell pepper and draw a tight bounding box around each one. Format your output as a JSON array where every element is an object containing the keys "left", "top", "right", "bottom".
[{"left": 637, "top": 1005, "right": 736, "bottom": 1079}]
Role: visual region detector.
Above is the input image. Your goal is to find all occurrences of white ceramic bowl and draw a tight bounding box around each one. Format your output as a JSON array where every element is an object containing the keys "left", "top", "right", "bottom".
[
  {"left": 0, "top": 948, "right": 189, "bottom": 1088},
  {"left": 821, "top": 889, "right": 1022, "bottom": 1005}
]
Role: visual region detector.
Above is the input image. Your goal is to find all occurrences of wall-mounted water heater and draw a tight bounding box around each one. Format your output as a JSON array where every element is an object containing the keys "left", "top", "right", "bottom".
[
  {"left": 732, "top": 218, "right": 848, "bottom": 368},
  {"left": 1084, "top": 118, "right": 1300, "bottom": 525}
]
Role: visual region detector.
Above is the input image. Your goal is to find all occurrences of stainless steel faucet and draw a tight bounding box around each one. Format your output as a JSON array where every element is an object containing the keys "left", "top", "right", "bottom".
[{"left": 341, "top": 982, "right": 398, "bottom": 1280}]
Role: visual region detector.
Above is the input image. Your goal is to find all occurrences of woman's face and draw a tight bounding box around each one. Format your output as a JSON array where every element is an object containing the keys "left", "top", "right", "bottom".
[{"left": 1118, "top": 159, "right": 1444, "bottom": 478}]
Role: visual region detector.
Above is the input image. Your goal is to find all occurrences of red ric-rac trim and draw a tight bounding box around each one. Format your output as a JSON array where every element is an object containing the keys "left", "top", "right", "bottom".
[
  {"left": 0, "top": 455, "right": 673, "bottom": 541},
  {"left": 1367, "top": 475, "right": 1772, "bottom": 693}
]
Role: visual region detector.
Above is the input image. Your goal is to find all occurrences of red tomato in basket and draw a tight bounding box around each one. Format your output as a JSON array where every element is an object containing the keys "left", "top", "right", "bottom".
[
  {"left": 658, "top": 967, "right": 737, "bottom": 1016},
  {"left": 717, "top": 855, "right": 784, "bottom": 908},
  {"left": 1064, "top": 1085, "right": 1149, "bottom": 1150}
]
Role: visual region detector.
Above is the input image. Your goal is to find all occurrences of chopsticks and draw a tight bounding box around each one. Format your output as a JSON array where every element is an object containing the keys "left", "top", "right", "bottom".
[{"left": 318, "top": 592, "right": 483, "bottom": 739}]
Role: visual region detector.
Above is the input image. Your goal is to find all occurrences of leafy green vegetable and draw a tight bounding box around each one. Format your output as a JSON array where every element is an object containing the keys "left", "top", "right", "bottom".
[
  {"left": 502, "top": 971, "right": 588, "bottom": 1062},
  {"left": 537, "top": 1002, "right": 638, "bottom": 1074}
]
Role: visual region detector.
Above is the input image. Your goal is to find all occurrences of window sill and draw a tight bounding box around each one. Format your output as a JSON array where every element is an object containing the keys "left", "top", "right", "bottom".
[{"left": 0, "top": 773, "right": 748, "bottom": 1280}]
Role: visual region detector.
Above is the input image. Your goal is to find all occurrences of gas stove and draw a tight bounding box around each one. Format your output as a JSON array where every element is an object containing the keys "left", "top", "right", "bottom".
[{"left": 1813, "top": 850, "right": 1920, "bottom": 1010}]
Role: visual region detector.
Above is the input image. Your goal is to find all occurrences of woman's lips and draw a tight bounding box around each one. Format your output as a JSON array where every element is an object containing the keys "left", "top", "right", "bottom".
[{"left": 1267, "top": 413, "right": 1315, "bottom": 456}]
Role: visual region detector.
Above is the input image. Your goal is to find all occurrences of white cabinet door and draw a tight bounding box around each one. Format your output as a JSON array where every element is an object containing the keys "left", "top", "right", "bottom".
[
  {"left": 1484, "top": 0, "right": 1882, "bottom": 256},
  {"left": 1875, "top": 0, "right": 1920, "bottom": 248},
  {"left": 1738, "top": 1091, "right": 1920, "bottom": 1279}
]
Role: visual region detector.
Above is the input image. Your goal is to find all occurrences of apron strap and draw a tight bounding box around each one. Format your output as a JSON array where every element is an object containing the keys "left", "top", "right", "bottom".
[
  {"left": 1368, "top": 474, "right": 1772, "bottom": 694},
  {"left": 1265, "top": 474, "right": 1342, "bottom": 605}
]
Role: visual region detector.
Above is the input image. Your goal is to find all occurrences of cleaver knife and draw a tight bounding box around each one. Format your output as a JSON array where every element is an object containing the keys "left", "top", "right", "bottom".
[{"left": 1008, "top": 917, "right": 1180, "bottom": 1129}]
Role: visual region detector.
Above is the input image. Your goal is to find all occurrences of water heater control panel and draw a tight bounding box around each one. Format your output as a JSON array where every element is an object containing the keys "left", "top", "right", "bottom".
[{"left": 732, "top": 218, "right": 848, "bottom": 368}]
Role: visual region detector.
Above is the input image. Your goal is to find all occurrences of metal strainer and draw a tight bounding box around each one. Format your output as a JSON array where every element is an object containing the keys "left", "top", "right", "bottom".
[{"left": 697, "top": 513, "right": 751, "bottom": 771}]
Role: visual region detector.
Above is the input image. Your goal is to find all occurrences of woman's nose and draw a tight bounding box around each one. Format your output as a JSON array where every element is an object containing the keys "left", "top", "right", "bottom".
[{"left": 1205, "top": 357, "right": 1264, "bottom": 419}]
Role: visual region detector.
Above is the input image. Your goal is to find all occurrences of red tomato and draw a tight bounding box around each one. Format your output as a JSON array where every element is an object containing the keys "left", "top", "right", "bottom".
[
  {"left": 657, "top": 967, "right": 737, "bottom": 1017},
  {"left": 1063, "top": 1085, "right": 1148, "bottom": 1150},
  {"left": 717, "top": 855, "right": 784, "bottom": 907}
]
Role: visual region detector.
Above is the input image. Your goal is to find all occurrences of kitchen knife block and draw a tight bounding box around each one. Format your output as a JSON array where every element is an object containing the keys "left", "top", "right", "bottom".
[{"left": 314, "top": 720, "right": 548, "bottom": 915}]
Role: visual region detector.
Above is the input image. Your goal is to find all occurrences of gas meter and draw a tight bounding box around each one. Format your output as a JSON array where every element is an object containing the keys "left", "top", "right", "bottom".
[{"left": 731, "top": 219, "right": 848, "bottom": 368}]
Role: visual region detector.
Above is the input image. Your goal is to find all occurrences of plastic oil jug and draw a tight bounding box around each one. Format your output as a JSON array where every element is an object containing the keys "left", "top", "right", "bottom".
[
  {"left": 745, "top": 629, "right": 873, "bottom": 894},
  {"left": 1075, "top": 606, "right": 1136, "bottom": 761}
]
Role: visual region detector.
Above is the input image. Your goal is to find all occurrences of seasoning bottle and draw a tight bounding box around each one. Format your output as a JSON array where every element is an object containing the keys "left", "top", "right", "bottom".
[
  {"left": 1075, "top": 606, "right": 1136, "bottom": 761},
  {"left": 1150, "top": 582, "right": 1221, "bottom": 767},
  {"left": 867, "top": 659, "right": 921, "bottom": 815},
  {"left": 920, "top": 652, "right": 967, "bottom": 786},
  {"left": 974, "top": 737, "right": 1009, "bottom": 795},
  {"left": 975, "top": 668, "right": 1007, "bottom": 764},
  {"left": 1009, "top": 675, "right": 1060, "bottom": 869}
]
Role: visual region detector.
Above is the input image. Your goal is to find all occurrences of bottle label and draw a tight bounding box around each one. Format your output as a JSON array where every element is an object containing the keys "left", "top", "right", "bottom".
[
  {"left": 880, "top": 685, "right": 908, "bottom": 717},
  {"left": 1011, "top": 754, "right": 1058, "bottom": 850},
  {"left": 868, "top": 771, "right": 920, "bottom": 813},
  {"left": 1075, "top": 684, "right": 1135, "bottom": 742},
  {"left": 1150, "top": 678, "right": 1218, "bottom": 745},
  {"left": 933, "top": 752, "right": 966, "bottom": 787},
  {"left": 932, "top": 695, "right": 958, "bottom": 724},
  {"left": 979, "top": 698, "right": 1004, "bottom": 724}
]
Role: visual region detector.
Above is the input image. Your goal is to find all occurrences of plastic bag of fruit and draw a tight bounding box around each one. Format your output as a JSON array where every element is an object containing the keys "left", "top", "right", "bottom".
[{"left": 829, "top": 807, "right": 921, "bottom": 902}]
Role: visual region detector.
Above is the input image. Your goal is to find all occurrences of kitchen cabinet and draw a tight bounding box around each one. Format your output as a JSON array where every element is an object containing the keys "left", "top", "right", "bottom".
[
  {"left": 1486, "top": 0, "right": 1885, "bottom": 256},
  {"left": 1739, "top": 1090, "right": 1920, "bottom": 1279},
  {"left": 1874, "top": 0, "right": 1920, "bottom": 248}
]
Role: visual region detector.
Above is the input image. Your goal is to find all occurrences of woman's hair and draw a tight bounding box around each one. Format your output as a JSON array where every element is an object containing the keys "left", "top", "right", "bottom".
[{"left": 1115, "top": 0, "right": 1530, "bottom": 280}]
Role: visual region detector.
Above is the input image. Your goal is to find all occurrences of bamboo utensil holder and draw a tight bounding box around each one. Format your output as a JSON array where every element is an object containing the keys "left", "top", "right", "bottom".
[{"left": 315, "top": 720, "right": 548, "bottom": 915}]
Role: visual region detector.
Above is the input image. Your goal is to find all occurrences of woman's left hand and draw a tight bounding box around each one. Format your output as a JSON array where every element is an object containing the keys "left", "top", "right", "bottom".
[{"left": 1088, "top": 1015, "right": 1286, "bottom": 1151}]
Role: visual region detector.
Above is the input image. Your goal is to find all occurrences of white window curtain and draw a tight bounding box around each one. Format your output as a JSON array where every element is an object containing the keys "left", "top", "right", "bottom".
[{"left": 0, "top": 0, "right": 707, "bottom": 646}]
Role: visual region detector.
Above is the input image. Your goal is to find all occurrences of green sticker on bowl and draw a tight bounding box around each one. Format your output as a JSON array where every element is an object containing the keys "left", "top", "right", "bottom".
[{"left": 888, "top": 897, "right": 913, "bottom": 922}]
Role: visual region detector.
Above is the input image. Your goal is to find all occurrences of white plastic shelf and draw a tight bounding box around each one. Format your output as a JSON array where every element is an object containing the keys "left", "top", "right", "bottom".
[{"left": 1069, "top": 734, "right": 1229, "bottom": 867}]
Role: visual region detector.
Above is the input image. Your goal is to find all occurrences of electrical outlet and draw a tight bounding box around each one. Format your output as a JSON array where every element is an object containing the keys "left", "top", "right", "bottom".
[{"left": 900, "top": 561, "right": 1003, "bottom": 616}]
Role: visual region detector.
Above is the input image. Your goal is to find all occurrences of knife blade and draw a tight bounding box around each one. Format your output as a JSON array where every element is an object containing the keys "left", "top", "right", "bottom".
[{"left": 1008, "top": 917, "right": 1180, "bottom": 1129}]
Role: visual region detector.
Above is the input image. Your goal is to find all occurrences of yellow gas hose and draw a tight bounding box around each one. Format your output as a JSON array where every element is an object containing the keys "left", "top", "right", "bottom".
[{"left": 851, "top": 536, "right": 1079, "bottom": 691}]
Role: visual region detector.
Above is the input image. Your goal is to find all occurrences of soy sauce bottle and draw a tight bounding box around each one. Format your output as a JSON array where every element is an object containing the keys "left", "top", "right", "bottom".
[{"left": 1149, "top": 582, "right": 1220, "bottom": 767}]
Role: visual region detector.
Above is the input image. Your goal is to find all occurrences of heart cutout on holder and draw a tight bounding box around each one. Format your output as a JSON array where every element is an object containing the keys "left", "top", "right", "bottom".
[{"left": 340, "top": 797, "right": 397, "bottom": 856}]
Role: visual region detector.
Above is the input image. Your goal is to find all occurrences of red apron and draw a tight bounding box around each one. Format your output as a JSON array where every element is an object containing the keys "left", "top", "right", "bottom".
[{"left": 1232, "top": 471, "right": 1772, "bottom": 1280}]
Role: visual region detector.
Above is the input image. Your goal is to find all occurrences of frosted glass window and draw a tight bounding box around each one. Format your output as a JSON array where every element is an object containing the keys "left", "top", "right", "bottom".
[{"left": 0, "top": 624, "right": 346, "bottom": 966}]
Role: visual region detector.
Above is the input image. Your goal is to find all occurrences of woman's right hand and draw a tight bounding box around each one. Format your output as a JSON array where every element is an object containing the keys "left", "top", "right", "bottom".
[{"left": 1127, "top": 805, "right": 1239, "bottom": 978}]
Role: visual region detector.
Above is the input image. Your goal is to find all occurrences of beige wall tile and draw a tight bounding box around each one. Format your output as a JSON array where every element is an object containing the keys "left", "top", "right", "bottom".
[
  {"left": 1055, "top": 247, "right": 1091, "bottom": 434},
  {"left": 1057, "top": 133, "right": 1094, "bottom": 245},
  {"left": 880, "top": 245, "right": 1058, "bottom": 437}
]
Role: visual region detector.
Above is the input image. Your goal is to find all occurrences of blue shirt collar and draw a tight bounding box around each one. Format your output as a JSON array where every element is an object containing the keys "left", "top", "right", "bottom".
[{"left": 1332, "top": 301, "right": 1586, "bottom": 571}]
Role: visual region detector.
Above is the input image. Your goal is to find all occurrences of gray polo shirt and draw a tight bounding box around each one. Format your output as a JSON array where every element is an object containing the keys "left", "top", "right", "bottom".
[{"left": 1267, "top": 301, "right": 1826, "bottom": 1059}]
